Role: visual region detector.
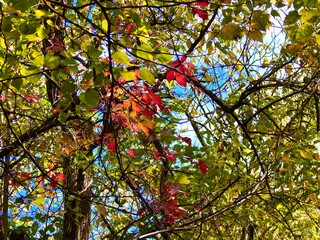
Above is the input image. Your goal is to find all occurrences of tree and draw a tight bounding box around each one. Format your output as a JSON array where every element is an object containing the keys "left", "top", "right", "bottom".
[{"left": 0, "top": 0, "right": 320, "bottom": 239}]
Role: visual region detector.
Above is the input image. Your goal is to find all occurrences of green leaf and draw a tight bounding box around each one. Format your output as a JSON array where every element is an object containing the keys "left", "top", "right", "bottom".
[
  {"left": 252, "top": 11, "right": 271, "bottom": 31},
  {"left": 303, "top": 0, "right": 317, "bottom": 8},
  {"left": 11, "top": 0, "right": 36, "bottom": 12},
  {"left": 11, "top": 78, "right": 27, "bottom": 90},
  {"left": 156, "top": 48, "right": 173, "bottom": 64},
  {"left": 133, "top": 43, "right": 154, "bottom": 61},
  {"left": 2, "top": 18, "right": 13, "bottom": 34},
  {"left": 139, "top": 68, "right": 156, "bottom": 84},
  {"left": 44, "top": 55, "right": 61, "bottom": 69},
  {"left": 58, "top": 112, "right": 70, "bottom": 123},
  {"left": 79, "top": 89, "right": 100, "bottom": 108},
  {"left": 61, "top": 82, "right": 77, "bottom": 96},
  {"left": 87, "top": 45, "right": 102, "bottom": 59},
  {"left": 112, "top": 51, "right": 130, "bottom": 65},
  {"left": 284, "top": 11, "right": 300, "bottom": 25},
  {"left": 271, "top": 10, "right": 280, "bottom": 17},
  {"left": 295, "top": 23, "right": 313, "bottom": 42}
]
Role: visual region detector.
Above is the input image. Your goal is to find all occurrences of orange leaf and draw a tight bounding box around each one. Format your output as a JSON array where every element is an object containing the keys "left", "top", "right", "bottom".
[
  {"left": 132, "top": 101, "right": 142, "bottom": 113},
  {"left": 123, "top": 99, "right": 132, "bottom": 108},
  {"left": 140, "top": 115, "right": 154, "bottom": 129},
  {"left": 137, "top": 122, "right": 150, "bottom": 134},
  {"left": 56, "top": 172, "right": 66, "bottom": 181}
]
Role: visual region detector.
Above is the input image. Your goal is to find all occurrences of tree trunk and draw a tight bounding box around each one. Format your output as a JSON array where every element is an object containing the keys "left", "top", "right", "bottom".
[
  {"left": 63, "top": 161, "right": 91, "bottom": 240},
  {"left": 40, "top": 2, "right": 92, "bottom": 238}
]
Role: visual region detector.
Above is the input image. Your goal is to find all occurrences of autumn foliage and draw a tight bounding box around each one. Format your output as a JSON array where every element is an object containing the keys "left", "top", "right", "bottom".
[{"left": 1, "top": 0, "right": 320, "bottom": 239}]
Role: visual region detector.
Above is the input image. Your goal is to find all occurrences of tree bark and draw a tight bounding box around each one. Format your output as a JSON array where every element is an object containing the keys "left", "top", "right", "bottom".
[
  {"left": 40, "top": 2, "right": 92, "bottom": 238},
  {"left": 63, "top": 162, "right": 91, "bottom": 240}
]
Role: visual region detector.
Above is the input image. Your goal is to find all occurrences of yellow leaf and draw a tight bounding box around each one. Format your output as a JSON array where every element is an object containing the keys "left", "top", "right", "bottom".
[
  {"left": 34, "top": 9, "right": 52, "bottom": 18},
  {"left": 129, "top": 110, "right": 138, "bottom": 119},
  {"left": 80, "top": 79, "right": 94, "bottom": 90},
  {"left": 285, "top": 65, "right": 292, "bottom": 75},
  {"left": 102, "top": 19, "right": 108, "bottom": 32},
  {"left": 32, "top": 55, "right": 44, "bottom": 67},
  {"left": 146, "top": 166, "right": 153, "bottom": 173},
  {"left": 177, "top": 175, "right": 190, "bottom": 185},
  {"left": 0, "top": 38, "right": 6, "bottom": 49},
  {"left": 309, "top": 193, "right": 317, "bottom": 201},
  {"left": 34, "top": 197, "right": 45, "bottom": 206},
  {"left": 46, "top": 19, "right": 55, "bottom": 27},
  {"left": 283, "top": 43, "right": 305, "bottom": 55},
  {"left": 301, "top": 9, "right": 317, "bottom": 23},
  {"left": 315, "top": 34, "right": 320, "bottom": 46},
  {"left": 139, "top": 69, "right": 156, "bottom": 84},
  {"left": 300, "top": 149, "right": 313, "bottom": 159},
  {"left": 220, "top": 23, "right": 242, "bottom": 40},
  {"left": 248, "top": 30, "right": 263, "bottom": 42},
  {"left": 278, "top": 167, "right": 292, "bottom": 172},
  {"left": 120, "top": 71, "right": 136, "bottom": 81},
  {"left": 97, "top": 205, "right": 107, "bottom": 215},
  {"left": 282, "top": 155, "right": 291, "bottom": 162}
]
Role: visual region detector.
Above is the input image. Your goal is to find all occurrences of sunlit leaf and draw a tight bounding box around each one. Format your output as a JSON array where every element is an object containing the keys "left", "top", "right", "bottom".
[
  {"left": 34, "top": 197, "right": 45, "bottom": 206},
  {"left": 139, "top": 68, "right": 156, "bottom": 84},
  {"left": 112, "top": 50, "right": 130, "bottom": 65},
  {"left": 177, "top": 175, "right": 190, "bottom": 185}
]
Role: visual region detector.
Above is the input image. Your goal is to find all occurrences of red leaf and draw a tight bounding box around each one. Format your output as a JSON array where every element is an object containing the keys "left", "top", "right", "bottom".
[
  {"left": 172, "top": 56, "right": 187, "bottom": 67},
  {"left": 166, "top": 70, "right": 175, "bottom": 81},
  {"left": 198, "top": 160, "right": 209, "bottom": 174},
  {"left": 25, "top": 95, "right": 40, "bottom": 102},
  {"left": 128, "top": 149, "right": 135, "bottom": 157},
  {"left": 192, "top": 8, "right": 208, "bottom": 20},
  {"left": 108, "top": 140, "right": 117, "bottom": 152},
  {"left": 183, "top": 61, "right": 196, "bottom": 69},
  {"left": 175, "top": 73, "right": 187, "bottom": 86},
  {"left": 148, "top": 92, "right": 162, "bottom": 106},
  {"left": 178, "top": 136, "right": 192, "bottom": 146},
  {"left": 143, "top": 93, "right": 152, "bottom": 104},
  {"left": 167, "top": 152, "right": 176, "bottom": 161},
  {"left": 124, "top": 23, "right": 136, "bottom": 36},
  {"left": 116, "top": 18, "right": 122, "bottom": 32},
  {"left": 154, "top": 151, "right": 162, "bottom": 160},
  {"left": 132, "top": 124, "right": 141, "bottom": 133},
  {"left": 196, "top": 0, "right": 209, "bottom": 6}
]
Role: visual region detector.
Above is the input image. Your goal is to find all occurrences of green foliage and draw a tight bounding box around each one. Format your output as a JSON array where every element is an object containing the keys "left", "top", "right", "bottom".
[{"left": 1, "top": 0, "right": 320, "bottom": 239}]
